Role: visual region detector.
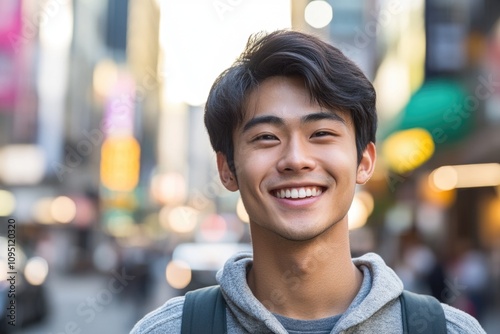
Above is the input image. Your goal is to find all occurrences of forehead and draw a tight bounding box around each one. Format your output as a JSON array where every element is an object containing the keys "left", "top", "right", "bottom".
[{"left": 241, "top": 76, "right": 352, "bottom": 126}]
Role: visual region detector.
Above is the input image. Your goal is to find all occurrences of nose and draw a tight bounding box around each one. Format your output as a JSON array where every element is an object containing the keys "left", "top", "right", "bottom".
[{"left": 276, "top": 136, "right": 317, "bottom": 172}]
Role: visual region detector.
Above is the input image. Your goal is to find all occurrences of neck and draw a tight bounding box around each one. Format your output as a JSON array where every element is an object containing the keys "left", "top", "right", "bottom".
[{"left": 247, "top": 220, "right": 363, "bottom": 320}]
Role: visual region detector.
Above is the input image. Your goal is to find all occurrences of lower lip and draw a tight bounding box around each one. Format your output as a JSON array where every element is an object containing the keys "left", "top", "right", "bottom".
[{"left": 272, "top": 192, "right": 324, "bottom": 208}]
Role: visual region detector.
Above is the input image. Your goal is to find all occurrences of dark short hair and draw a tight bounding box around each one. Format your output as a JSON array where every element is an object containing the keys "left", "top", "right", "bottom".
[{"left": 204, "top": 29, "right": 377, "bottom": 173}]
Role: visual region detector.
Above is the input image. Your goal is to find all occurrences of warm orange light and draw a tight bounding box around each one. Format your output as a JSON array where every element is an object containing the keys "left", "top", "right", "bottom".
[
  {"left": 159, "top": 206, "right": 198, "bottom": 233},
  {"left": 166, "top": 260, "right": 191, "bottom": 289},
  {"left": 420, "top": 174, "right": 455, "bottom": 207},
  {"left": 100, "top": 136, "right": 141, "bottom": 191},
  {"left": 236, "top": 197, "right": 249, "bottom": 223},
  {"left": 51, "top": 196, "right": 77, "bottom": 223},
  {"left": 33, "top": 197, "right": 56, "bottom": 224},
  {"left": 430, "top": 163, "right": 500, "bottom": 190},
  {"left": 150, "top": 172, "right": 186, "bottom": 205}
]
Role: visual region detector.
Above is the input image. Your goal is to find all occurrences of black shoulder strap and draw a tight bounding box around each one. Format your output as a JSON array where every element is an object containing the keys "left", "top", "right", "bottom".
[
  {"left": 400, "top": 290, "right": 447, "bottom": 334},
  {"left": 181, "top": 285, "right": 227, "bottom": 334}
]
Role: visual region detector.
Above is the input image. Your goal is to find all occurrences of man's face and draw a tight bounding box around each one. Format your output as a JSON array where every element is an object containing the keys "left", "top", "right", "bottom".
[{"left": 217, "top": 76, "right": 375, "bottom": 241}]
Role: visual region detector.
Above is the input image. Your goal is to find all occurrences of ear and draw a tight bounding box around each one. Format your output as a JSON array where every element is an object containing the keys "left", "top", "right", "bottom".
[
  {"left": 216, "top": 152, "right": 239, "bottom": 191},
  {"left": 356, "top": 142, "right": 376, "bottom": 185}
]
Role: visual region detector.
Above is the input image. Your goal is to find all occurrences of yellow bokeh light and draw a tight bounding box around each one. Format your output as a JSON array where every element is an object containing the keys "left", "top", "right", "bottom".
[
  {"left": 51, "top": 196, "right": 76, "bottom": 224},
  {"left": 236, "top": 197, "right": 249, "bottom": 223},
  {"left": 100, "top": 136, "right": 141, "bottom": 192},
  {"left": 348, "top": 196, "right": 368, "bottom": 230},
  {"left": 33, "top": 197, "right": 56, "bottom": 224},
  {"left": 356, "top": 191, "right": 374, "bottom": 216},
  {"left": 166, "top": 260, "right": 191, "bottom": 289},
  {"left": 0, "top": 190, "right": 16, "bottom": 216},
  {"left": 382, "top": 128, "right": 435, "bottom": 174}
]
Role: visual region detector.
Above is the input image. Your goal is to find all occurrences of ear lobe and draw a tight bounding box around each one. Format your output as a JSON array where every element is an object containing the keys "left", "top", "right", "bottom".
[
  {"left": 356, "top": 142, "right": 376, "bottom": 185},
  {"left": 216, "top": 152, "right": 239, "bottom": 191}
]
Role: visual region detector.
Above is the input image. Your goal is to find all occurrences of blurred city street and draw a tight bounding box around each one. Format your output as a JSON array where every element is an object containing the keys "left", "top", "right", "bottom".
[
  {"left": 20, "top": 272, "right": 139, "bottom": 334},
  {"left": 1, "top": 0, "right": 500, "bottom": 333},
  {"left": 18, "top": 266, "right": 176, "bottom": 334}
]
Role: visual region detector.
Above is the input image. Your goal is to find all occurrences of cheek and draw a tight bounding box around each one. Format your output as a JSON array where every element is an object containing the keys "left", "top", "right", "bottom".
[{"left": 317, "top": 147, "right": 357, "bottom": 170}]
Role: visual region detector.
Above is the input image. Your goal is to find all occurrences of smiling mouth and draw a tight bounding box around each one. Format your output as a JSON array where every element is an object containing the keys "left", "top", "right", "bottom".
[{"left": 273, "top": 186, "right": 325, "bottom": 199}]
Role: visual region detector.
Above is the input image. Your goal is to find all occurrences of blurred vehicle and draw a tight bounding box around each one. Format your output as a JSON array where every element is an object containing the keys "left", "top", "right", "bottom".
[
  {"left": 0, "top": 236, "right": 49, "bottom": 332},
  {"left": 168, "top": 242, "right": 252, "bottom": 295}
]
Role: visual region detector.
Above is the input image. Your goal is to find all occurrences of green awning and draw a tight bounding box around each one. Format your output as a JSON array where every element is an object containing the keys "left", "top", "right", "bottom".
[{"left": 379, "top": 79, "right": 474, "bottom": 147}]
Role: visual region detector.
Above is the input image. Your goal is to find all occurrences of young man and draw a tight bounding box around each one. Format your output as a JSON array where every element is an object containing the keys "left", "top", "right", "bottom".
[{"left": 131, "top": 30, "right": 485, "bottom": 333}]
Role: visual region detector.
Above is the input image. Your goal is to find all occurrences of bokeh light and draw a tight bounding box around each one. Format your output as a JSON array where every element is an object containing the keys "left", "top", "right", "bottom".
[
  {"left": 0, "top": 145, "right": 46, "bottom": 185},
  {"left": 93, "top": 59, "right": 119, "bottom": 98},
  {"left": 165, "top": 260, "right": 192, "bottom": 289},
  {"left": 382, "top": 128, "right": 435, "bottom": 174},
  {"left": 236, "top": 197, "right": 250, "bottom": 223},
  {"left": 0, "top": 190, "right": 16, "bottom": 216},
  {"left": 199, "top": 214, "right": 227, "bottom": 242},
  {"left": 24, "top": 257, "right": 49, "bottom": 286},
  {"left": 150, "top": 172, "right": 186, "bottom": 205},
  {"left": 50, "top": 196, "right": 77, "bottom": 224},
  {"left": 304, "top": 1, "right": 333, "bottom": 29},
  {"left": 33, "top": 197, "right": 56, "bottom": 225},
  {"left": 430, "top": 166, "right": 458, "bottom": 191},
  {"left": 159, "top": 206, "right": 198, "bottom": 233},
  {"left": 430, "top": 163, "right": 500, "bottom": 190}
]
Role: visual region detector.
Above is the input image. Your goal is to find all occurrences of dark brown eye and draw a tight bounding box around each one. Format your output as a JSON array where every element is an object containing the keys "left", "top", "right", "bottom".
[
  {"left": 313, "top": 131, "right": 333, "bottom": 137},
  {"left": 255, "top": 134, "right": 278, "bottom": 141}
]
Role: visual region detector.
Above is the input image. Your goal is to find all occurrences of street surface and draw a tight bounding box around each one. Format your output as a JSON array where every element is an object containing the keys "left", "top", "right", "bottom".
[{"left": 17, "top": 269, "right": 174, "bottom": 334}]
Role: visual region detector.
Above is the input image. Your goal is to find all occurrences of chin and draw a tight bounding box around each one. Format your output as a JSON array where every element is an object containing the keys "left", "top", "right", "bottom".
[{"left": 277, "top": 228, "right": 327, "bottom": 242}]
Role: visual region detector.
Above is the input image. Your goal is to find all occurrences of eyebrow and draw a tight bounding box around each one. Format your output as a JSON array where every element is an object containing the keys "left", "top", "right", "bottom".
[
  {"left": 242, "top": 112, "right": 346, "bottom": 133},
  {"left": 301, "top": 112, "right": 346, "bottom": 125}
]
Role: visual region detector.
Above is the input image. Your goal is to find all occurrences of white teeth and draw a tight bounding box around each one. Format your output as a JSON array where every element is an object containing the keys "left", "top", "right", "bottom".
[{"left": 274, "top": 187, "right": 324, "bottom": 199}]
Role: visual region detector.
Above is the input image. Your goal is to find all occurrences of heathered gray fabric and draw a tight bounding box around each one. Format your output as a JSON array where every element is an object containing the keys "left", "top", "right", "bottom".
[
  {"left": 130, "top": 252, "right": 486, "bottom": 334},
  {"left": 274, "top": 313, "right": 341, "bottom": 333}
]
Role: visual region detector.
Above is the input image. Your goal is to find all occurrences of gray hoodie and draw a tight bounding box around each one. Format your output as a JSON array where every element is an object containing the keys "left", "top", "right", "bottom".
[{"left": 130, "top": 252, "right": 485, "bottom": 333}]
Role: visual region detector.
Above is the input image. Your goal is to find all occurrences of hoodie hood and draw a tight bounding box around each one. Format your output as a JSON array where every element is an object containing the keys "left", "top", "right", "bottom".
[{"left": 216, "top": 252, "right": 404, "bottom": 333}]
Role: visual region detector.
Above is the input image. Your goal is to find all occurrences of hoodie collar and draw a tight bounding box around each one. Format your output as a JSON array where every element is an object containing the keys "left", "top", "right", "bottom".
[
  {"left": 332, "top": 253, "right": 404, "bottom": 332},
  {"left": 217, "top": 252, "right": 403, "bottom": 333}
]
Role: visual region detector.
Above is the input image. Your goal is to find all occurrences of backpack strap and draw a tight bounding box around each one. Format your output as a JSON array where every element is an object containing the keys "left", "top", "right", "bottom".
[
  {"left": 400, "top": 290, "right": 447, "bottom": 334},
  {"left": 181, "top": 285, "right": 227, "bottom": 334}
]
